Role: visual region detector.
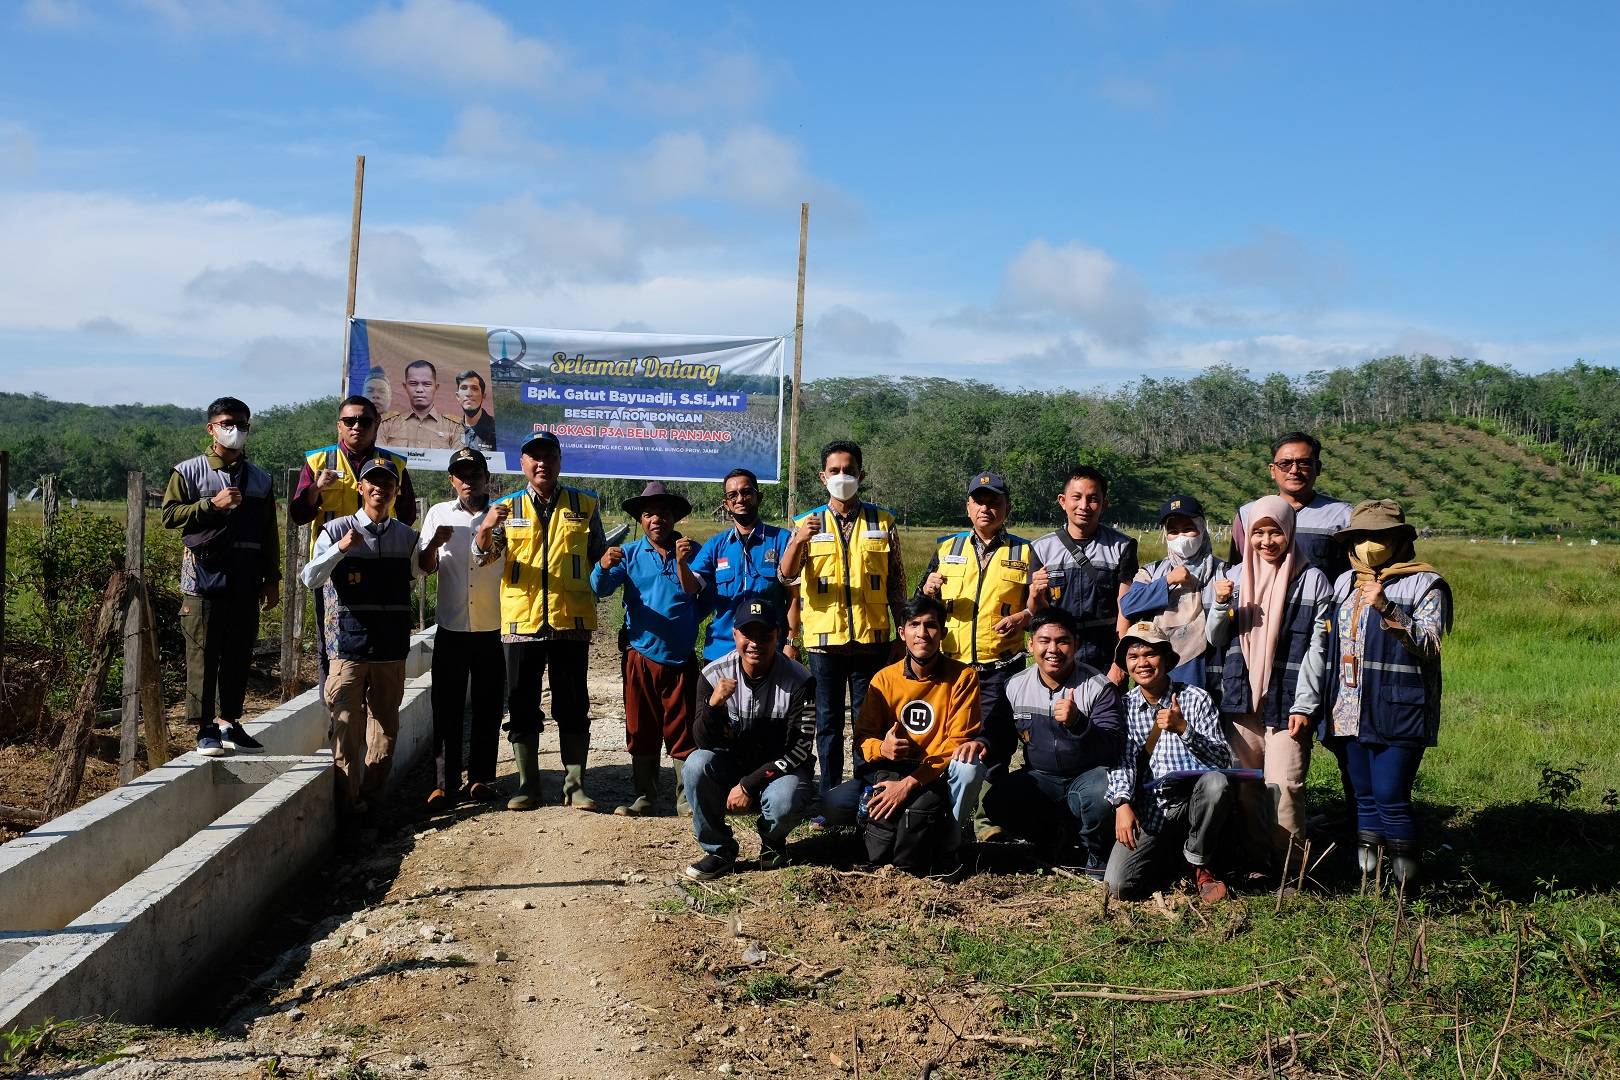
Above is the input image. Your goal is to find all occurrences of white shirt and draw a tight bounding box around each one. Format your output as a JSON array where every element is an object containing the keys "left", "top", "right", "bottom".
[{"left": 419, "top": 498, "right": 503, "bottom": 633}]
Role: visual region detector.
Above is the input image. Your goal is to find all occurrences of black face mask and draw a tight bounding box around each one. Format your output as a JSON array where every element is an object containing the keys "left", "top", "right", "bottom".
[{"left": 730, "top": 507, "right": 760, "bottom": 526}]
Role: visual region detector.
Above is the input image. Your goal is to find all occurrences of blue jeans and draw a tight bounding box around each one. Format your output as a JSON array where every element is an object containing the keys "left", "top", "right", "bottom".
[
  {"left": 806, "top": 646, "right": 889, "bottom": 796},
  {"left": 1328, "top": 739, "right": 1425, "bottom": 842},
  {"left": 985, "top": 766, "right": 1112, "bottom": 866},
  {"left": 821, "top": 757, "right": 988, "bottom": 836},
  {"left": 685, "top": 748, "right": 813, "bottom": 859}
]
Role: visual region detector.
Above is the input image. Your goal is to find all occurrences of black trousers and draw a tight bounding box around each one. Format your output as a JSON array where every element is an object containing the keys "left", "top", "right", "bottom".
[
  {"left": 504, "top": 638, "right": 590, "bottom": 741},
  {"left": 431, "top": 628, "right": 505, "bottom": 789},
  {"left": 181, "top": 588, "right": 261, "bottom": 734},
  {"left": 975, "top": 657, "right": 1026, "bottom": 782}
]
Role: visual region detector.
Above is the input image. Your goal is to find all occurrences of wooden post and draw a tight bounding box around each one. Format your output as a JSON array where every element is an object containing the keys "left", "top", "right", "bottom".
[
  {"left": 786, "top": 201, "right": 809, "bottom": 518},
  {"left": 45, "top": 572, "right": 134, "bottom": 819},
  {"left": 42, "top": 474, "right": 58, "bottom": 532},
  {"left": 342, "top": 153, "right": 366, "bottom": 394},
  {"left": 417, "top": 496, "right": 427, "bottom": 630},
  {"left": 138, "top": 585, "right": 167, "bottom": 768},
  {"left": 293, "top": 524, "right": 308, "bottom": 647},
  {"left": 0, "top": 450, "right": 8, "bottom": 691},
  {"left": 120, "top": 472, "right": 144, "bottom": 783},
  {"left": 280, "top": 468, "right": 301, "bottom": 701}
]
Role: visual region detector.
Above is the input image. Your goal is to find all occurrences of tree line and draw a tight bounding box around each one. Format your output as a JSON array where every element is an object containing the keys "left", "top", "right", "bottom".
[{"left": 3, "top": 354, "right": 1617, "bottom": 526}]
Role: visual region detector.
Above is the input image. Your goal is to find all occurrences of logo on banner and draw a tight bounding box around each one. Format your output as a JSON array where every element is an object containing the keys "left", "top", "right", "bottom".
[
  {"left": 900, "top": 699, "right": 936, "bottom": 736},
  {"left": 488, "top": 328, "right": 527, "bottom": 382}
]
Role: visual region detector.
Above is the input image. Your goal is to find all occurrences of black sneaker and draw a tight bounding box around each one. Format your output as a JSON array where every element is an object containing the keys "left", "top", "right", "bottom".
[
  {"left": 685, "top": 853, "right": 735, "bottom": 881},
  {"left": 756, "top": 821, "right": 788, "bottom": 870},
  {"left": 221, "top": 722, "right": 263, "bottom": 753},
  {"left": 196, "top": 731, "right": 227, "bottom": 758}
]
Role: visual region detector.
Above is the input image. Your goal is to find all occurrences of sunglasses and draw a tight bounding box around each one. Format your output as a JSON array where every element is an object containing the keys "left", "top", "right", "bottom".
[{"left": 339, "top": 415, "right": 376, "bottom": 429}]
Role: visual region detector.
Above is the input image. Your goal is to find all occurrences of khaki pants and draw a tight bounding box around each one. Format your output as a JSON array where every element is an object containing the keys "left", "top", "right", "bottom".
[
  {"left": 325, "top": 658, "right": 406, "bottom": 806},
  {"left": 1223, "top": 712, "right": 1311, "bottom": 864}
]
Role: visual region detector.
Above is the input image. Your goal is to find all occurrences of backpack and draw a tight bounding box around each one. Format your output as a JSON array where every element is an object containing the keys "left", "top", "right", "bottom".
[{"left": 858, "top": 767, "right": 953, "bottom": 875}]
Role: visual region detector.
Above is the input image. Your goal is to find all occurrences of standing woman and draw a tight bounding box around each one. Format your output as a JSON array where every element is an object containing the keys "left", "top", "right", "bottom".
[
  {"left": 1206, "top": 495, "right": 1332, "bottom": 870},
  {"left": 1120, "top": 495, "right": 1229, "bottom": 702},
  {"left": 1323, "top": 500, "right": 1451, "bottom": 888}
]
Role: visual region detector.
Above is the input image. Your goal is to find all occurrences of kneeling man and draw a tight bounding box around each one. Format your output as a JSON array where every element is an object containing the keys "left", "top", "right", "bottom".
[
  {"left": 986, "top": 609, "right": 1124, "bottom": 877},
  {"left": 685, "top": 597, "right": 816, "bottom": 881},
  {"left": 824, "top": 595, "right": 988, "bottom": 874},
  {"left": 1105, "top": 623, "right": 1238, "bottom": 903}
]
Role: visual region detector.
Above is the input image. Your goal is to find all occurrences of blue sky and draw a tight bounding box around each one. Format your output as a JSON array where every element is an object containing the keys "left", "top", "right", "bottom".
[{"left": 1, "top": 0, "right": 1617, "bottom": 408}]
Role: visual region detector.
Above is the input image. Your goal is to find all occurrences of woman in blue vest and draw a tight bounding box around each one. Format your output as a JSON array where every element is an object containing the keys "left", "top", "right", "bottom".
[
  {"left": 1322, "top": 500, "right": 1451, "bottom": 889},
  {"left": 1206, "top": 495, "right": 1331, "bottom": 874}
]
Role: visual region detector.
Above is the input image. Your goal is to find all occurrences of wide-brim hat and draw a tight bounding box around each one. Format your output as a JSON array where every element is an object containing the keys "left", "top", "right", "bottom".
[
  {"left": 1114, "top": 620, "right": 1175, "bottom": 670},
  {"left": 1334, "top": 499, "right": 1417, "bottom": 544},
  {"left": 622, "top": 481, "right": 691, "bottom": 521}
]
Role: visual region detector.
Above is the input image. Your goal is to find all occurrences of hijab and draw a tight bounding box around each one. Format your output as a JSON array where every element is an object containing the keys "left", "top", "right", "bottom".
[
  {"left": 1347, "top": 533, "right": 1451, "bottom": 632},
  {"left": 1234, "top": 495, "right": 1303, "bottom": 710},
  {"left": 1154, "top": 514, "right": 1214, "bottom": 666}
]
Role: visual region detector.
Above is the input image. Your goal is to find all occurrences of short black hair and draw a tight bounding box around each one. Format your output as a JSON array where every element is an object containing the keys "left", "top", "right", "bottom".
[
  {"left": 1028, "top": 608, "right": 1078, "bottom": 639},
  {"left": 405, "top": 359, "right": 437, "bottom": 378},
  {"left": 820, "top": 440, "right": 863, "bottom": 472},
  {"left": 1064, "top": 465, "right": 1109, "bottom": 496},
  {"left": 1270, "top": 431, "right": 1321, "bottom": 460},
  {"left": 339, "top": 394, "right": 380, "bottom": 422},
  {"left": 455, "top": 369, "right": 486, "bottom": 394},
  {"left": 206, "top": 396, "right": 250, "bottom": 420},
  {"left": 723, "top": 467, "right": 759, "bottom": 487},
  {"left": 901, "top": 594, "right": 947, "bottom": 627}
]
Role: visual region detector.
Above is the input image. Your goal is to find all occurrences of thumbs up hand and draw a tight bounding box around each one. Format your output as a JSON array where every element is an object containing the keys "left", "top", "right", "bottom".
[
  {"left": 1154, "top": 693, "right": 1186, "bottom": 735},
  {"left": 1052, "top": 687, "right": 1080, "bottom": 730},
  {"left": 880, "top": 720, "right": 912, "bottom": 761}
]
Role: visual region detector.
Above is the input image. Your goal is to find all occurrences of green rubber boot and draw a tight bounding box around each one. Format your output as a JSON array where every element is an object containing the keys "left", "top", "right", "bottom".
[
  {"left": 614, "top": 755, "right": 660, "bottom": 817},
  {"left": 673, "top": 757, "right": 692, "bottom": 818},
  {"left": 559, "top": 731, "right": 598, "bottom": 811},
  {"left": 506, "top": 738, "right": 542, "bottom": 811}
]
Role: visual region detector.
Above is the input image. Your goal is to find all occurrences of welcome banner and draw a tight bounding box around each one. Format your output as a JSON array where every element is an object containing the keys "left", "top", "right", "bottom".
[{"left": 346, "top": 318, "right": 785, "bottom": 482}]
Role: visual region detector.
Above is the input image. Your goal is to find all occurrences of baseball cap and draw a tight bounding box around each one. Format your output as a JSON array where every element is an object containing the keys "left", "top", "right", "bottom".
[
  {"left": 520, "top": 431, "right": 561, "bottom": 457},
  {"left": 448, "top": 447, "right": 488, "bottom": 474},
  {"left": 732, "top": 594, "right": 777, "bottom": 634},
  {"left": 1156, "top": 495, "right": 1206, "bottom": 523},
  {"left": 967, "top": 471, "right": 1010, "bottom": 498},
  {"left": 357, "top": 458, "right": 399, "bottom": 483}
]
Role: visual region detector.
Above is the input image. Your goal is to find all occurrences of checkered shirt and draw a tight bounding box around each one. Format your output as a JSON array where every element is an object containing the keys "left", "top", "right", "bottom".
[{"left": 1105, "top": 682, "right": 1231, "bottom": 834}]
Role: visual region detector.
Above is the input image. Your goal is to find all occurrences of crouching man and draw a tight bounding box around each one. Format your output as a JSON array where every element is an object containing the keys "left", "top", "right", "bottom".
[
  {"left": 1104, "top": 623, "right": 1238, "bottom": 903},
  {"left": 684, "top": 597, "right": 816, "bottom": 881},
  {"left": 823, "top": 595, "right": 987, "bottom": 875},
  {"left": 985, "top": 609, "right": 1125, "bottom": 878}
]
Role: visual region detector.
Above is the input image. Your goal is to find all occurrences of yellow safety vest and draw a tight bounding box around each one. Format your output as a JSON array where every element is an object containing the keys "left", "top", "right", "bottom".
[
  {"left": 301, "top": 444, "right": 410, "bottom": 557},
  {"left": 796, "top": 503, "right": 896, "bottom": 647},
  {"left": 495, "top": 485, "right": 600, "bottom": 634},
  {"left": 935, "top": 531, "right": 1033, "bottom": 664}
]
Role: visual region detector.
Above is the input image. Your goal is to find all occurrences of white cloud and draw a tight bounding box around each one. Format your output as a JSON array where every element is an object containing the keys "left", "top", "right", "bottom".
[
  {"left": 78, "top": 315, "right": 132, "bottom": 337},
  {"left": 811, "top": 304, "right": 905, "bottom": 358},
  {"left": 445, "top": 105, "right": 557, "bottom": 163},
  {"left": 1001, "top": 239, "right": 1153, "bottom": 346},
  {"left": 625, "top": 51, "right": 773, "bottom": 117},
  {"left": 1195, "top": 226, "right": 1352, "bottom": 306},
  {"left": 126, "top": 0, "right": 304, "bottom": 41},
  {"left": 21, "top": 0, "right": 86, "bottom": 28},
  {"left": 186, "top": 261, "right": 343, "bottom": 311},
  {"left": 633, "top": 125, "right": 824, "bottom": 209},
  {"left": 468, "top": 196, "right": 643, "bottom": 284},
  {"left": 345, "top": 0, "right": 563, "bottom": 92}
]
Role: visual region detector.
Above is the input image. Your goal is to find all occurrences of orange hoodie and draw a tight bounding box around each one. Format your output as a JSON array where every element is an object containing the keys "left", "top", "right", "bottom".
[{"left": 856, "top": 654, "right": 982, "bottom": 786}]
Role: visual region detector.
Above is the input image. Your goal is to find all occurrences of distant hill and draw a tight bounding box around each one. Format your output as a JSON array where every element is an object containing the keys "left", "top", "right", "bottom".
[{"left": 1122, "top": 420, "right": 1617, "bottom": 537}]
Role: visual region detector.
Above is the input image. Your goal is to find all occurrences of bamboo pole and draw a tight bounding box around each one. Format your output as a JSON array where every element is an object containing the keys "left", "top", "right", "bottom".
[
  {"left": 786, "top": 202, "right": 808, "bottom": 518},
  {"left": 342, "top": 153, "right": 366, "bottom": 394},
  {"left": 119, "top": 472, "right": 144, "bottom": 783},
  {"left": 280, "top": 468, "right": 301, "bottom": 701}
]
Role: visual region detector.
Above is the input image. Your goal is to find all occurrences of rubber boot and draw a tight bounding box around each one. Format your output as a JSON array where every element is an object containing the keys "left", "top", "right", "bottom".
[
  {"left": 614, "top": 755, "right": 660, "bottom": 817},
  {"left": 558, "top": 731, "right": 597, "bottom": 811},
  {"left": 1356, "top": 830, "right": 1385, "bottom": 876},
  {"left": 1388, "top": 837, "right": 1420, "bottom": 891},
  {"left": 506, "top": 739, "right": 542, "bottom": 811},
  {"left": 673, "top": 757, "right": 692, "bottom": 818}
]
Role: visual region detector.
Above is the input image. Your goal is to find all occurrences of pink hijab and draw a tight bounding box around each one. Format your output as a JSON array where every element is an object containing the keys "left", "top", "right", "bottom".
[{"left": 1232, "top": 495, "right": 1302, "bottom": 711}]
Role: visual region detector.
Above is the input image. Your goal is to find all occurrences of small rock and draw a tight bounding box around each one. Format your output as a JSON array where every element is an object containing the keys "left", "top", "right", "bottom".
[
  {"left": 740, "top": 942, "right": 767, "bottom": 965},
  {"left": 524, "top": 993, "right": 538, "bottom": 1003},
  {"left": 494, "top": 949, "right": 510, "bottom": 962},
  {"left": 419, "top": 926, "right": 439, "bottom": 941},
  {"left": 718, "top": 1064, "right": 735, "bottom": 1076},
  {"left": 628, "top": 873, "right": 648, "bottom": 884},
  {"left": 442, "top": 933, "right": 457, "bottom": 944},
  {"left": 288, "top": 1007, "right": 305, "bottom": 1022},
  {"left": 514, "top": 899, "right": 534, "bottom": 910},
  {"left": 404, "top": 1055, "right": 427, "bottom": 1070},
  {"left": 631, "top": 1043, "right": 647, "bottom": 1053},
  {"left": 350, "top": 926, "right": 374, "bottom": 940}
]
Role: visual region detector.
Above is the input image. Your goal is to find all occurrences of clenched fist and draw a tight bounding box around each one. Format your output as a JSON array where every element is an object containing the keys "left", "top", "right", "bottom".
[
  {"left": 922, "top": 571, "right": 946, "bottom": 596},
  {"left": 599, "top": 546, "right": 625, "bottom": 570},
  {"left": 675, "top": 537, "right": 698, "bottom": 564},
  {"left": 1213, "top": 578, "right": 1235, "bottom": 604},
  {"left": 709, "top": 677, "right": 738, "bottom": 707},
  {"left": 336, "top": 523, "right": 365, "bottom": 553}
]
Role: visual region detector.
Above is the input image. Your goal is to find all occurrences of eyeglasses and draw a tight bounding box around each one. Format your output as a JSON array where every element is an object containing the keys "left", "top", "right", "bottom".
[
  {"left": 1270, "top": 458, "right": 1317, "bottom": 473},
  {"left": 211, "top": 420, "right": 251, "bottom": 432},
  {"left": 339, "top": 415, "right": 376, "bottom": 429},
  {"left": 722, "top": 488, "right": 759, "bottom": 502}
]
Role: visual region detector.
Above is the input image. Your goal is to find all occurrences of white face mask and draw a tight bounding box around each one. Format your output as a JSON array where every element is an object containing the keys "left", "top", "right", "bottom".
[
  {"left": 1166, "top": 534, "right": 1202, "bottom": 560},
  {"left": 824, "top": 473, "right": 859, "bottom": 502},
  {"left": 214, "top": 423, "right": 249, "bottom": 451}
]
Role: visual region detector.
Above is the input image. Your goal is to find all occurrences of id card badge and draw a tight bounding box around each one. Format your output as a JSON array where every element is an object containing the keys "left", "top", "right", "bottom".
[
  {"left": 1340, "top": 654, "right": 1359, "bottom": 688},
  {"left": 507, "top": 517, "right": 533, "bottom": 529},
  {"left": 1047, "top": 567, "right": 1066, "bottom": 600}
]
